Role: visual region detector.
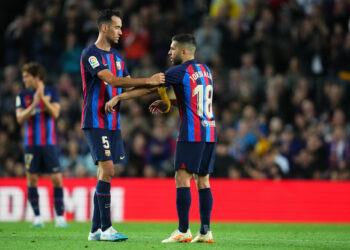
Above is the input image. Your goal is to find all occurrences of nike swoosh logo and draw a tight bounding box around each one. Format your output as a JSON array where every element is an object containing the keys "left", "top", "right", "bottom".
[{"left": 120, "top": 156, "right": 125, "bottom": 160}]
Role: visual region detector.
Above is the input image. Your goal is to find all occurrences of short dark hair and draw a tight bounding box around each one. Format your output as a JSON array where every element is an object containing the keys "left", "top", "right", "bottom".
[
  {"left": 21, "top": 62, "right": 46, "bottom": 80},
  {"left": 97, "top": 9, "right": 122, "bottom": 30},
  {"left": 172, "top": 33, "right": 197, "bottom": 48}
]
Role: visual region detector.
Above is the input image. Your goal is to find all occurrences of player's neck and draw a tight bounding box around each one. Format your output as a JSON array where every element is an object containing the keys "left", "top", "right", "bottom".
[
  {"left": 95, "top": 35, "right": 111, "bottom": 52},
  {"left": 182, "top": 56, "right": 195, "bottom": 64}
]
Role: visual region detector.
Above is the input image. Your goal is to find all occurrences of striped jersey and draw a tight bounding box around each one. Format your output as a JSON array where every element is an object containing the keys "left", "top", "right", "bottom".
[
  {"left": 164, "top": 59, "right": 216, "bottom": 142},
  {"left": 16, "top": 86, "right": 59, "bottom": 146},
  {"left": 80, "top": 44, "right": 129, "bottom": 130}
]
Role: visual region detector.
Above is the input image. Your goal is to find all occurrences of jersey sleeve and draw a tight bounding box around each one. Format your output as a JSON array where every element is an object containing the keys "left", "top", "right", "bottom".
[
  {"left": 50, "top": 87, "right": 60, "bottom": 103},
  {"left": 123, "top": 64, "right": 130, "bottom": 77},
  {"left": 82, "top": 49, "right": 108, "bottom": 77},
  {"left": 16, "top": 92, "right": 25, "bottom": 109},
  {"left": 164, "top": 65, "right": 186, "bottom": 87}
]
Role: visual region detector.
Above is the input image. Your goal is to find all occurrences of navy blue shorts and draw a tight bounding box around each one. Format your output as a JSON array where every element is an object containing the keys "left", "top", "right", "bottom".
[
  {"left": 83, "top": 128, "right": 127, "bottom": 165},
  {"left": 174, "top": 141, "right": 216, "bottom": 175},
  {"left": 24, "top": 146, "right": 61, "bottom": 174}
]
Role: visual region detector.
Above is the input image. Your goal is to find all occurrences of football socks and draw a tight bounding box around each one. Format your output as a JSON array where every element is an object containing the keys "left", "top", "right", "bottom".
[
  {"left": 91, "top": 192, "right": 101, "bottom": 233},
  {"left": 28, "top": 187, "right": 40, "bottom": 216},
  {"left": 198, "top": 188, "right": 213, "bottom": 234},
  {"left": 176, "top": 187, "right": 191, "bottom": 233},
  {"left": 96, "top": 180, "right": 112, "bottom": 231},
  {"left": 53, "top": 187, "right": 64, "bottom": 216}
]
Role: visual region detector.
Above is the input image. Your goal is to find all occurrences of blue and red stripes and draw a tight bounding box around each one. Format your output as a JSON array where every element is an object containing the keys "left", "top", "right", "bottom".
[
  {"left": 25, "top": 95, "right": 33, "bottom": 146},
  {"left": 80, "top": 58, "right": 87, "bottom": 128},
  {"left": 24, "top": 94, "right": 57, "bottom": 146},
  {"left": 109, "top": 53, "right": 118, "bottom": 130},
  {"left": 186, "top": 65, "right": 201, "bottom": 142},
  {"left": 203, "top": 64, "right": 216, "bottom": 142},
  {"left": 197, "top": 64, "right": 215, "bottom": 142},
  {"left": 81, "top": 50, "right": 126, "bottom": 131},
  {"left": 39, "top": 101, "right": 46, "bottom": 145}
]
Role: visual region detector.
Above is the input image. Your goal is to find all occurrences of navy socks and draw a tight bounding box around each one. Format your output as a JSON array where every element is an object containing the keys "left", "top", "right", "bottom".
[
  {"left": 53, "top": 187, "right": 64, "bottom": 216},
  {"left": 91, "top": 192, "right": 101, "bottom": 233},
  {"left": 176, "top": 187, "right": 191, "bottom": 233},
  {"left": 28, "top": 187, "right": 40, "bottom": 216},
  {"left": 96, "top": 180, "right": 112, "bottom": 231},
  {"left": 198, "top": 188, "right": 213, "bottom": 234}
]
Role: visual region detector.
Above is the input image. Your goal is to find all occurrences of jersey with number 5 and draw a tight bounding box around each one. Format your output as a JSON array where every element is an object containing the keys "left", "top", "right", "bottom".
[{"left": 164, "top": 59, "right": 216, "bottom": 142}]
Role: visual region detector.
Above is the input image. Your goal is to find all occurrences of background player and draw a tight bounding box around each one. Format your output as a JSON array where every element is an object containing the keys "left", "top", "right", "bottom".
[
  {"left": 81, "top": 9, "right": 164, "bottom": 242},
  {"left": 16, "top": 62, "right": 67, "bottom": 228},
  {"left": 105, "top": 33, "right": 216, "bottom": 243}
]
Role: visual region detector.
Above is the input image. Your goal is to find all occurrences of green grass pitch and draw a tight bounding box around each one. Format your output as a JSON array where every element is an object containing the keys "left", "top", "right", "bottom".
[{"left": 0, "top": 222, "right": 350, "bottom": 250}]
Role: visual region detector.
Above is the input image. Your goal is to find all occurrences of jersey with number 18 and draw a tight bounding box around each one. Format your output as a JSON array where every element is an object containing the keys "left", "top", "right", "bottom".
[{"left": 164, "top": 59, "right": 216, "bottom": 142}]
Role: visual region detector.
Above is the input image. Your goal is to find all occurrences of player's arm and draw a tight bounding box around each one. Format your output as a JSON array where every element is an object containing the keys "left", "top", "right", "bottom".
[
  {"left": 105, "top": 87, "right": 158, "bottom": 114},
  {"left": 16, "top": 106, "right": 35, "bottom": 125},
  {"left": 16, "top": 91, "right": 40, "bottom": 125},
  {"left": 149, "top": 98, "right": 177, "bottom": 115},
  {"left": 97, "top": 69, "right": 165, "bottom": 88},
  {"left": 41, "top": 100, "right": 60, "bottom": 119},
  {"left": 148, "top": 65, "right": 183, "bottom": 114},
  {"left": 37, "top": 81, "right": 60, "bottom": 119}
]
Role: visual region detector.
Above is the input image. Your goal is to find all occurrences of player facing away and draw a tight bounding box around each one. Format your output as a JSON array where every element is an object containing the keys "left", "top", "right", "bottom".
[
  {"left": 153, "top": 33, "right": 216, "bottom": 243},
  {"left": 105, "top": 34, "right": 216, "bottom": 243},
  {"left": 16, "top": 62, "right": 67, "bottom": 228},
  {"left": 80, "top": 9, "right": 164, "bottom": 242}
]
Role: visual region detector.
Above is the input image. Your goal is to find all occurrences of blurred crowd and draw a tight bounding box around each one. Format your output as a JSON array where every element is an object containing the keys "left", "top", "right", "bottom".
[{"left": 1, "top": 0, "right": 350, "bottom": 180}]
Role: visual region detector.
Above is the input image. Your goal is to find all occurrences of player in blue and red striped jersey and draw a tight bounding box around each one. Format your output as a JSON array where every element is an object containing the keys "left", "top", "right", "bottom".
[
  {"left": 105, "top": 34, "right": 216, "bottom": 243},
  {"left": 152, "top": 33, "right": 216, "bottom": 244},
  {"left": 16, "top": 62, "right": 67, "bottom": 228},
  {"left": 81, "top": 9, "right": 164, "bottom": 242}
]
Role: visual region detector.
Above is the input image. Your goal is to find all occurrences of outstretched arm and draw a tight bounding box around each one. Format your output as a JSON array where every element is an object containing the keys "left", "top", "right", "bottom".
[
  {"left": 105, "top": 87, "right": 158, "bottom": 114},
  {"left": 97, "top": 69, "right": 165, "bottom": 88}
]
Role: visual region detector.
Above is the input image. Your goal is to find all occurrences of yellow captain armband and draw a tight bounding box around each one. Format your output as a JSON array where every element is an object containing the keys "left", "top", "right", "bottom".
[{"left": 157, "top": 86, "right": 171, "bottom": 113}]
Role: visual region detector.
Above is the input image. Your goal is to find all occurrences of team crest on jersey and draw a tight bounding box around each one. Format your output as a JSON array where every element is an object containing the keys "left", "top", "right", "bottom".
[
  {"left": 105, "top": 150, "right": 111, "bottom": 157},
  {"left": 88, "top": 56, "right": 100, "bottom": 69},
  {"left": 116, "top": 61, "right": 121, "bottom": 70},
  {"left": 201, "top": 120, "right": 209, "bottom": 127}
]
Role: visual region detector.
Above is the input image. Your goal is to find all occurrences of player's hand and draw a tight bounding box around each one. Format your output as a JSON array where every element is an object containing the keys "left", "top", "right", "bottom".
[
  {"left": 33, "top": 89, "right": 41, "bottom": 105},
  {"left": 147, "top": 73, "right": 165, "bottom": 85},
  {"left": 149, "top": 100, "right": 167, "bottom": 115},
  {"left": 105, "top": 96, "right": 120, "bottom": 114},
  {"left": 36, "top": 81, "right": 45, "bottom": 98}
]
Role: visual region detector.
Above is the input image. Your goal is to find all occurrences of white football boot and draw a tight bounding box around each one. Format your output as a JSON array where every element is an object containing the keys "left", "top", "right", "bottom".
[
  {"left": 100, "top": 226, "right": 128, "bottom": 241},
  {"left": 161, "top": 229, "right": 192, "bottom": 243},
  {"left": 55, "top": 215, "right": 68, "bottom": 228},
  {"left": 191, "top": 231, "right": 214, "bottom": 243},
  {"left": 88, "top": 228, "right": 102, "bottom": 241},
  {"left": 32, "top": 216, "right": 44, "bottom": 228}
]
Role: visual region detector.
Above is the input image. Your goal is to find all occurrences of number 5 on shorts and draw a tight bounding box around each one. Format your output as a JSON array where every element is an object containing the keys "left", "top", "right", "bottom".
[{"left": 102, "top": 136, "right": 110, "bottom": 149}]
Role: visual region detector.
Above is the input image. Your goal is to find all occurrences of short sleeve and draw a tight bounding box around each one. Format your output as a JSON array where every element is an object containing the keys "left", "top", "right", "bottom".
[
  {"left": 82, "top": 50, "right": 108, "bottom": 77},
  {"left": 164, "top": 65, "right": 186, "bottom": 87},
  {"left": 16, "top": 93, "right": 25, "bottom": 109},
  {"left": 50, "top": 87, "right": 60, "bottom": 103}
]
